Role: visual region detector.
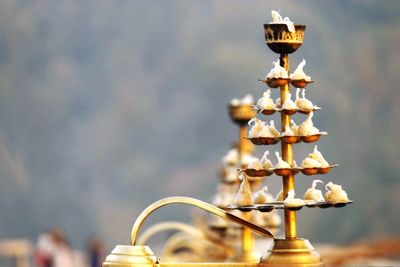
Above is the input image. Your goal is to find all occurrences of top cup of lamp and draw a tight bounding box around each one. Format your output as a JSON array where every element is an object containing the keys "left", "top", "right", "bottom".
[
  {"left": 264, "top": 24, "right": 305, "bottom": 54},
  {"left": 228, "top": 95, "right": 257, "bottom": 125},
  {"left": 264, "top": 11, "right": 305, "bottom": 54}
]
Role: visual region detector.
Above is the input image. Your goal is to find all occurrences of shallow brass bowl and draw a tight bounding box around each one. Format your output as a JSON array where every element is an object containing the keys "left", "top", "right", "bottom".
[
  {"left": 228, "top": 104, "right": 256, "bottom": 124},
  {"left": 300, "top": 133, "right": 326, "bottom": 143},
  {"left": 243, "top": 168, "right": 273, "bottom": 177},
  {"left": 318, "top": 167, "right": 331, "bottom": 174},
  {"left": 260, "top": 108, "right": 276, "bottom": 115},
  {"left": 227, "top": 200, "right": 353, "bottom": 213},
  {"left": 318, "top": 164, "right": 338, "bottom": 174},
  {"left": 281, "top": 135, "right": 299, "bottom": 144},
  {"left": 255, "top": 204, "right": 274, "bottom": 212},
  {"left": 301, "top": 167, "right": 319, "bottom": 175},
  {"left": 266, "top": 78, "right": 290, "bottom": 88},
  {"left": 226, "top": 205, "right": 253, "bottom": 212},
  {"left": 291, "top": 168, "right": 301, "bottom": 175},
  {"left": 297, "top": 107, "right": 321, "bottom": 114},
  {"left": 248, "top": 137, "right": 280, "bottom": 145},
  {"left": 280, "top": 108, "right": 297, "bottom": 115},
  {"left": 286, "top": 205, "right": 304, "bottom": 211},
  {"left": 332, "top": 202, "right": 348, "bottom": 208},
  {"left": 274, "top": 168, "right": 292, "bottom": 176},
  {"left": 290, "top": 79, "right": 314, "bottom": 88}
]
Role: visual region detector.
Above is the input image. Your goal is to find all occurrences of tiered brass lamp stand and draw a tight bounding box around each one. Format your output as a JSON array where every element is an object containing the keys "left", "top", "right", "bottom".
[
  {"left": 228, "top": 103, "right": 259, "bottom": 263},
  {"left": 103, "top": 13, "right": 352, "bottom": 267},
  {"left": 260, "top": 24, "right": 321, "bottom": 265}
]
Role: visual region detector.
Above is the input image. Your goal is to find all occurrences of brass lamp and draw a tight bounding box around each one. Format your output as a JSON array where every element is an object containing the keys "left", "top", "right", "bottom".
[{"left": 103, "top": 11, "right": 352, "bottom": 267}]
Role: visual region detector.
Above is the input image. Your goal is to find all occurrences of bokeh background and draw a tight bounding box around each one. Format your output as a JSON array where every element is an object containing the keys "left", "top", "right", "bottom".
[{"left": 0, "top": 0, "right": 399, "bottom": 251}]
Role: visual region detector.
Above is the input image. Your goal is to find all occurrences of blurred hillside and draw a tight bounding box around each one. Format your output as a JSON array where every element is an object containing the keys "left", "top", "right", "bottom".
[{"left": 0, "top": 0, "right": 399, "bottom": 249}]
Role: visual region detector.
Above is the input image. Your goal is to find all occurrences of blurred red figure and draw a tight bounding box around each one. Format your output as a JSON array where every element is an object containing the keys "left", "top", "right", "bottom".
[
  {"left": 35, "top": 231, "right": 55, "bottom": 267},
  {"left": 51, "top": 228, "right": 74, "bottom": 267},
  {"left": 35, "top": 228, "right": 76, "bottom": 267}
]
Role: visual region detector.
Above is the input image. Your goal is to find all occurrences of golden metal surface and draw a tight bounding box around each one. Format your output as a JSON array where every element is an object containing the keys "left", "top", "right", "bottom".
[
  {"left": 280, "top": 108, "right": 297, "bottom": 115},
  {"left": 242, "top": 169, "right": 273, "bottom": 177},
  {"left": 280, "top": 135, "right": 299, "bottom": 144},
  {"left": 248, "top": 137, "right": 280, "bottom": 146},
  {"left": 237, "top": 124, "right": 253, "bottom": 156},
  {"left": 130, "top": 196, "right": 274, "bottom": 246},
  {"left": 238, "top": 125, "right": 247, "bottom": 163},
  {"left": 160, "top": 263, "right": 265, "bottom": 267},
  {"left": 301, "top": 168, "right": 319, "bottom": 176},
  {"left": 279, "top": 54, "right": 297, "bottom": 240},
  {"left": 290, "top": 79, "right": 314, "bottom": 88},
  {"left": 265, "top": 78, "right": 290, "bottom": 88},
  {"left": 299, "top": 134, "right": 325, "bottom": 143},
  {"left": 260, "top": 239, "right": 324, "bottom": 267},
  {"left": 264, "top": 24, "right": 305, "bottom": 54},
  {"left": 229, "top": 105, "right": 256, "bottom": 125},
  {"left": 102, "top": 240, "right": 324, "bottom": 267},
  {"left": 232, "top": 212, "right": 260, "bottom": 263},
  {"left": 260, "top": 109, "right": 276, "bottom": 115},
  {"left": 273, "top": 168, "right": 292, "bottom": 177},
  {"left": 237, "top": 121, "right": 258, "bottom": 262},
  {"left": 103, "top": 245, "right": 158, "bottom": 267}
]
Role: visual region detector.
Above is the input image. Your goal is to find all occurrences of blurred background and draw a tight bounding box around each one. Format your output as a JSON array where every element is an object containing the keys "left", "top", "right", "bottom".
[{"left": 0, "top": 0, "right": 399, "bottom": 266}]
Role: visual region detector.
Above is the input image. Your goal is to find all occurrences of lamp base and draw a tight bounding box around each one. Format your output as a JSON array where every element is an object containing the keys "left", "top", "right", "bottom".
[
  {"left": 231, "top": 251, "right": 261, "bottom": 263},
  {"left": 260, "top": 239, "right": 324, "bottom": 267}
]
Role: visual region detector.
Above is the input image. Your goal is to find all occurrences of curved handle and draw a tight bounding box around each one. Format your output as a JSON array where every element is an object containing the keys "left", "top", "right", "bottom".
[{"left": 130, "top": 196, "right": 274, "bottom": 245}]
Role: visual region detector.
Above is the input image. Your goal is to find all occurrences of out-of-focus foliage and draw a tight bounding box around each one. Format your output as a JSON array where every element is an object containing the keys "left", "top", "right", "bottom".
[{"left": 0, "top": 0, "right": 399, "bottom": 248}]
